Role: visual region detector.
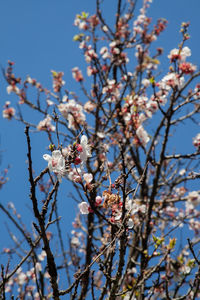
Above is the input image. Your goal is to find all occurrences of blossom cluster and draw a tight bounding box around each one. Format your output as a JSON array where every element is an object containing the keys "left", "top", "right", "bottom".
[
  {"left": 2, "top": 101, "right": 15, "bottom": 120},
  {"left": 4, "top": 252, "right": 50, "bottom": 299},
  {"left": 37, "top": 115, "right": 55, "bottom": 132},
  {"left": 58, "top": 99, "right": 86, "bottom": 130},
  {"left": 43, "top": 135, "right": 91, "bottom": 182},
  {"left": 1, "top": 1, "right": 200, "bottom": 298},
  {"left": 193, "top": 133, "right": 200, "bottom": 149}
]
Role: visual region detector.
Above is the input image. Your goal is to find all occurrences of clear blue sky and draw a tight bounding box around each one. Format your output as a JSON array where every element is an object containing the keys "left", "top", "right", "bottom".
[{"left": 0, "top": 0, "right": 199, "bottom": 287}]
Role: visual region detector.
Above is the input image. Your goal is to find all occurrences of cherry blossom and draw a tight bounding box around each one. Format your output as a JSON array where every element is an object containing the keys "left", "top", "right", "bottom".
[
  {"left": 179, "top": 62, "right": 196, "bottom": 74},
  {"left": 87, "top": 66, "right": 98, "bottom": 77},
  {"left": 72, "top": 67, "right": 84, "bottom": 82},
  {"left": 68, "top": 167, "right": 82, "bottom": 182},
  {"left": 6, "top": 84, "right": 20, "bottom": 95},
  {"left": 100, "top": 46, "right": 110, "bottom": 60},
  {"left": 37, "top": 115, "right": 55, "bottom": 132},
  {"left": 2, "top": 101, "right": 15, "bottom": 120},
  {"left": 83, "top": 173, "right": 93, "bottom": 184},
  {"left": 95, "top": 196, "right": 102, "bottom": 206},
  {"left": 43, "top": 150, "right": 66, "bottom": 182},
  {"left": 58, "top": 99, "right": 86, "bottom": 129},
  {"left": 168, "top": 46, "right": 191, "bottom": 62},
  {"left": 158, "top": 72, "right": 185, "bottom": 90},
  {"left": 84, "top": 100, "right": 96, "bottom": 112},
  {"left": 188, "top": 191, "right": 200, "bottom": 207},
  {"left": 84, "top": 45, "right": 98, "bottom": 63},
  {"left": 51, "top": 70, "right": 65, "bottom": 92},
  {"left": 78, "top": 201, "right": 89, "bottom": 214},
  {"left": 136, "top": 125, "right": 150, "bottom": 146},
  {"left": 193, "top": 133, "right": 200, "bottom": 148},
  {"left": 193, "top": 84, "right": 200, "bottom": 99},
  {"left": 79, "top": 135, "right": 91, "bottom": 163}
]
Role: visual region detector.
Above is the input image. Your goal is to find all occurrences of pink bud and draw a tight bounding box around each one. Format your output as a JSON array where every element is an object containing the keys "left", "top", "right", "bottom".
[
  {"left": 74, "top": 157, "right": 81, "bottom": 165},
  {"left": 76, "top": 144, "right": 83, "bottom": 152}
]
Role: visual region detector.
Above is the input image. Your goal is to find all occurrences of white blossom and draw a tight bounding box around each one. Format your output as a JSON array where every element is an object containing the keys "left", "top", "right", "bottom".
[
  {"left": 136, "top": 126, "right": 150, "bottom": 146},
  {"left": 58, "top": 100, "right": 86, "bottom": 129},
  {"left": 193, "top": 133, "right": 200, "bottom": 148},
  {"left": 168, "top": 46, "right": 191, "bottom": 61},
  {"left": 80, "top": 135, "right": 91, "bottom": 163},
  {"left": 43, "top": 150, "right": 66, "bottom": 182},
  {"left": 37, "top": 115, "right": 55, "bottom": 132},
  {"left": 83, "top": 173, "right": 93, "bottom": 184},
  {"left": 78, "top": 202, "right": 89, "bottom": 214},
  {"left": 6, "top": 85, "right": 20, "bottom": 95},
  {"left": 188, "top": 191, "right": 200, "bottom": 207}
]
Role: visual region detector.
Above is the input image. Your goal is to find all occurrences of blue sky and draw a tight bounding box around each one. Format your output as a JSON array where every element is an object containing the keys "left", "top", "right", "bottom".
[{"left": 0, "top": 0, "right": 200, "bottom": 292}]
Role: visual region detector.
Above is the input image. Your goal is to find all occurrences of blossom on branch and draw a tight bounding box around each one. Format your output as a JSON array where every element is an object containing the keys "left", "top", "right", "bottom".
[
  {"left": 168, "top": 46, "right": 191, "bottom": 62},
  {"left": 158, "top": 72, "right": 184, "bottom": 91},
  {"left": 51, "top": 70, "right": 65, "bottom": 92},
  {"left": 2, "top": 101, "right": 15, "bottom": 120},
  {"left": 58, "top": 99, "right": 86, "bottom": 129},
  {"left": 193, "top": 133, "right": 200, "bottom": 149},
  {"left": 72, "top": 67, "right": 84, "bottom": 82},
  {"left": 136, "top": 125, "right": 150, "bottom": 146},
  {"left": 6, "top": 84, "right": 20, "bottom": 95},
  {"left": 43, "top": 150, "right": 66, "bottom": 182},
  {"left": 83, "top": 173, "right": 93, "bottom": 184},
  {"left": 79, "top": 135, "right": 91, "bottom": 163},
  {"left": 188, "top": 191, "right": 200, "bottom": 207},
  {"left": 37, "top": 115, "right": 55, "bottom": 132},
  {"left": 179, "top": 62, "right": 196, "bottom": 74},
  {"left": 78, "top": 201, "right": 89, "bottom": 214}
]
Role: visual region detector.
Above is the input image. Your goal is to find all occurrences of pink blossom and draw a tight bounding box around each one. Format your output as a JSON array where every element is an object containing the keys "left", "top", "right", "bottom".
[
  {"left": 58, "top": 99, "right": 86, "bottom": 129},
  {"left": 72, "top": 67, "right": 84, "bottom": 82},
  {"left": 2, "top": 105, "right": 15, "bottom": 120},
  {"left": 79, "top": 21, "right": 88, "bottom": 30},
  {"left": 179, "top": 62, "right": 196, "bottom": 74},
  {"left": 68, "top": 168, "right": 82, "bottom": 183},
  {"left": 84, "top": 101, "right": 96, "bottom": 112},
  {"left": 95, "top": 196, "right": 102, "bottom": 206},
  {"left": 37, "top": 115, "right": 55, "bottom": 132},
  {"left": 51, "top": 70, "right": 65, "bottom": 92},
  {"left": 100, "top": 46, "right": 110, "bottom": 59},
  {"left": 158, "top": 73, "right": 184, "bottom": 90},
  {"left": 74, "top": 15, "right": 88, "bottom": 30},
  {"left": 193, "top": 133, "right": 200, "bottom": 148},
  {"left": 193, "top": 84, "right": 200, "bottom": 99},
  {"left": 168, "top": 46, "right": 191, "bottom": 62},
  {"left": 17, "top": 271, "right": 27, "bottom": 285},
  {"left": 88, "top": 14, "right": 99, "bottom": 28},
  {"left": 85, "top": 46, "right": 98, "bottom": 63},
  {"left": 126, "top": 198, "right": 146, "bottom": 215},
  {"left": 87, "top": 66, "right": 98, "bottom": 77},
  {"left": 102, "top": 79, "right": 121, "bottom": 101}
]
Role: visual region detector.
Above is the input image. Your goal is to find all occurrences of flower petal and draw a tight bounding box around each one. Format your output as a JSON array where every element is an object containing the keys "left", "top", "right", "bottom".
[{"left": 43, "top": 154, "right": 51, "bottom": 162}]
